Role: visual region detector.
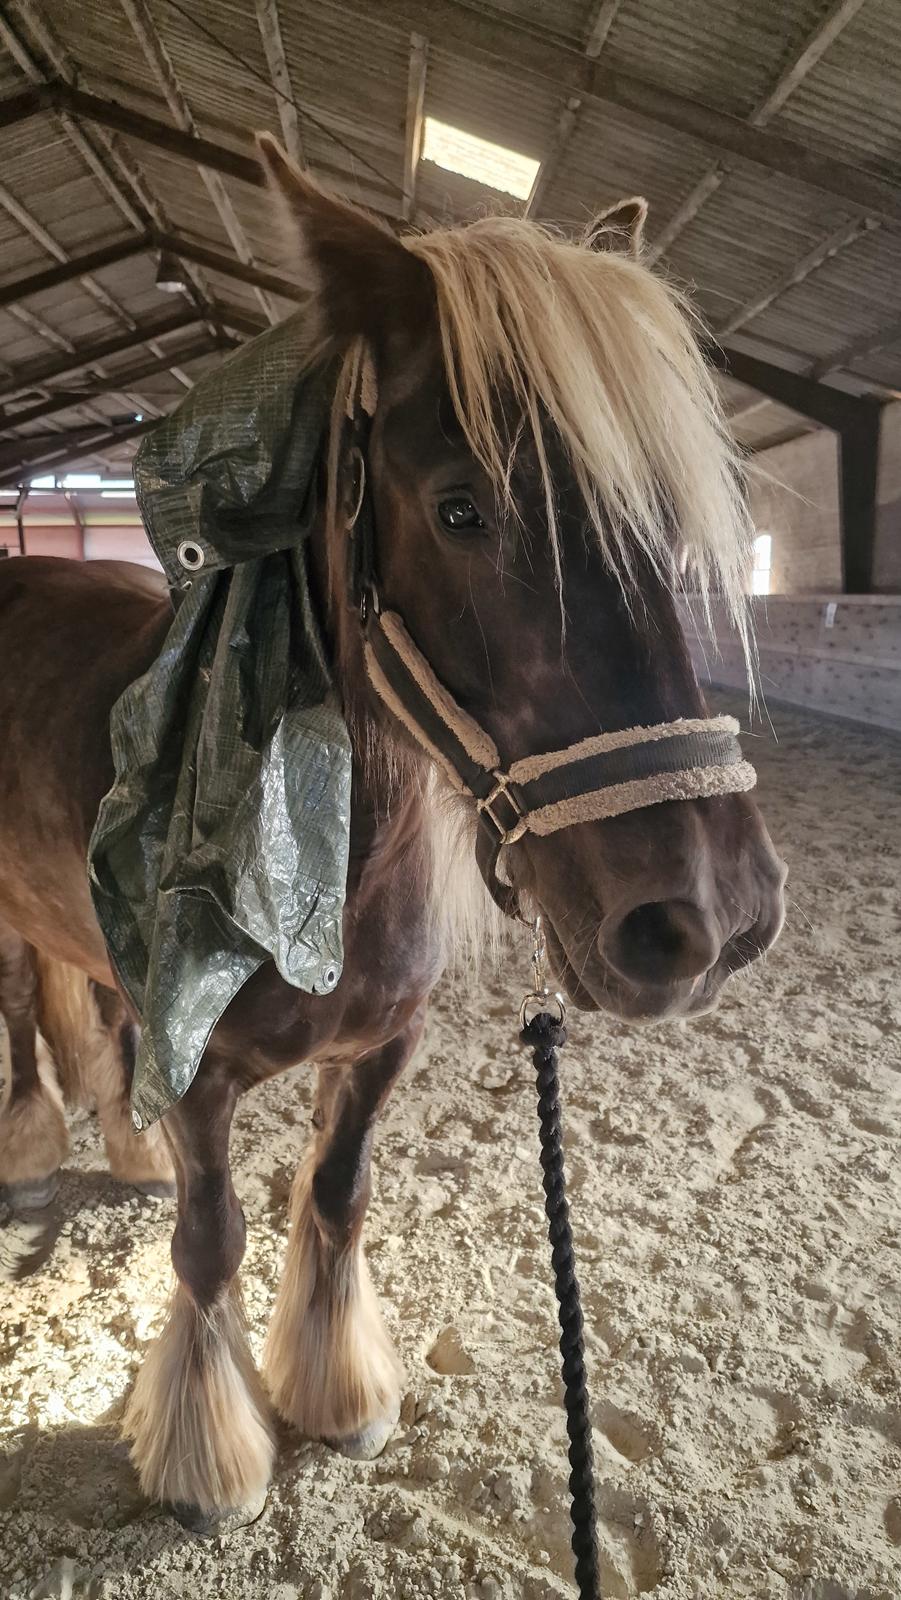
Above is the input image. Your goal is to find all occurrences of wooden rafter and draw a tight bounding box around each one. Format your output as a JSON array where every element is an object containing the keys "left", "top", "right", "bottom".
[
  {"left": 0, "top": 235, "right": 151, "bottom": 308},
  {"left": 645, "top": 0, "right": 872, "bottom": 265},
  {"left": 0, "top": 418, "right": 156, "bottom": 490},
  {"left": 0, "top": 180, "right": 165, "bottom": 395},
  {"left": 1, "top": 0, "right": 205, "bottom": 384},
  {"left": 752, "top": 0, "right": 870, "bottom": 124},
  {"left": 3, "top": 301, "right": 160, "bottom": 428},
  {"left": 716, "top": 215, "right": 880, "bottom": 340},
  {"left": 1, "top": 335, "right": 229, "bottom": 434},
  {"left": 0, "top": 83, "right": 405, "bottom": 220},
  {"left": 524, "top": 0, "right": 623, "bottom": 220},
  {"left": 711, "top": 343, "right": 884, "bottom": 594},
  {"left": 120, "top": 0, "right": 277, "bottom": 325},
  {"left": 0, "top": 308, "right": 199, "bottom": 407},
  {"left": 0, "top": 230, "right": 305, "bottom": 313},
  {"left": 709, "top": 344, "right": 879, "bottom": 431},
  {"left": 810, "top": 314, "right": 901, "bottom": 383},
  {"left": 255, "top": 0, "right": 304, "bottom": 166},
  {"left": 318, "top": 0, "right": 901, "bottom": 223},
  {"left": 154, "top": 234, "right": 305, "bottom": 302},
  {"left": 402, "top": 32, "right": 428, "bottom": 222}
]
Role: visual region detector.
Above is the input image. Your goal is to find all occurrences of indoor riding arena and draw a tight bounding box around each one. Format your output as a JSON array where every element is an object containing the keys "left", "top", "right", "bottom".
[{"left": 1, "top": 3, "right": 900, "bottom": 1599}]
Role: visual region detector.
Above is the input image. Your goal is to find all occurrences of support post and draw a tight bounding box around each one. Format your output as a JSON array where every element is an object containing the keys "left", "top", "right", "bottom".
[
  {"left": 15, "top": 486, "right": 28, "bottom": 554},
  {"left": 839, "top": 405, "right": 883, "bottom": 594}
]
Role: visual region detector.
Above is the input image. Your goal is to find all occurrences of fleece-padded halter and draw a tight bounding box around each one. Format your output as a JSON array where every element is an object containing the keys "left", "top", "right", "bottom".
[{"left": 343, "top": 346, "right": 756, "bottom": 914}]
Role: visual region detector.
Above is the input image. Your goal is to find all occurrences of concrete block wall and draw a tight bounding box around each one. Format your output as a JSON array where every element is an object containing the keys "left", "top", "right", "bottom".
[
  {"left": 684, "top": 595, "right": 901, "bottom": 733},
  {"left": 748, "top": 430, "right": 842, "bottom": 594},
  {"left": 747, "top": 401, "right": 901, "bottom": 596}
]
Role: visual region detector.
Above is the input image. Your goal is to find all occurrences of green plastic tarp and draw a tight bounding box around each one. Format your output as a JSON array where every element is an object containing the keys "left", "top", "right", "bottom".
[{"left": 88, "top": 312, "right": 352, "bottom": 1128}]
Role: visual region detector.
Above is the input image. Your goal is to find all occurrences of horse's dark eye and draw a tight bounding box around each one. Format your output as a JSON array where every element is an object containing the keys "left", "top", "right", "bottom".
[{"left": 437, "top": 496, "right": 486, "bottom": 533}]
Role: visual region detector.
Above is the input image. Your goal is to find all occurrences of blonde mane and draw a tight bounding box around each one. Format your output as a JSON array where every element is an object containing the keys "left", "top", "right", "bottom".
[{"left": 403, "top": 215, "right": 753, "bottom": 651}]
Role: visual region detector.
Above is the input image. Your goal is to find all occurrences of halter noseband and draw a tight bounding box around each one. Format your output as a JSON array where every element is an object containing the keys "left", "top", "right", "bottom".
[{"left": 342, "top": 349, "right": 756, "bottom": 917}]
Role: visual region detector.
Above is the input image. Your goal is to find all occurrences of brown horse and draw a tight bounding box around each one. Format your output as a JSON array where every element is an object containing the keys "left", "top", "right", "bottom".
[{"left": 0, "top": 148, "right": 785, "bottom": 1530}]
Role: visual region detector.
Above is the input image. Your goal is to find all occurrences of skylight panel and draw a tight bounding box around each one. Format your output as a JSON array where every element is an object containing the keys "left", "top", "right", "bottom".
[{"left": 421, "top": 117, "right": 539, "bottom": 200}]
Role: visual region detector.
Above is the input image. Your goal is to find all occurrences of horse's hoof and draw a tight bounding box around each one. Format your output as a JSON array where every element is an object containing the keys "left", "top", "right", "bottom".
[
  {"left": 1, "top": 1171, "right": 60, "bottom": 1210},
  {"left": 327, "top": 1398, "right": 400, "bottom": 1461},
  {"left": 167, "top": 1489, "right": 267, "bottom": 1537},
  {"left": 134, "top": 1178, "right": 176, "bottom": 1201}
]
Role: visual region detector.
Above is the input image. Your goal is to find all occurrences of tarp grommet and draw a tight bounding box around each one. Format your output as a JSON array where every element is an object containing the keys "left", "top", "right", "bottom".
[{"left": 177, "top": 540, "right": 206, "bottom": 571}]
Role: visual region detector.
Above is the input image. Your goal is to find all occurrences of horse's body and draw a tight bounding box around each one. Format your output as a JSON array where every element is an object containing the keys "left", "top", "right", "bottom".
[
  {"left": 0, "top": 554, "right": 444, "bottom": 1502},
  {"left": 0, "top": 152, "right": 786, "bottom": 1530}
]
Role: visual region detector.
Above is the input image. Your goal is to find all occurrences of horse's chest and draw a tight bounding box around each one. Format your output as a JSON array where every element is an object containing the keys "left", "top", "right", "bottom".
[
  {"left": 216, "top": 849, "right": 442, "bottom": 1077},
  {"left": 337, "top": 876, "right": 443, "bottom": 1037}
]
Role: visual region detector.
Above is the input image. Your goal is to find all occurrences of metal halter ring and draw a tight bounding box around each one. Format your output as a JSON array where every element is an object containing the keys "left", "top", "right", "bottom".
[
  {"left": 519, "top": 989, "right": 567, "bottom": 1030},
  {"left": 346, "top": 446, "right": 366, "bottom": 530}
]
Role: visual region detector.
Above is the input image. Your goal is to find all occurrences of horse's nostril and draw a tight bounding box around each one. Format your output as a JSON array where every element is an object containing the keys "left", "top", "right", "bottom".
[{"left": 602, "top": 899, "right": 719, "bottom": 988}]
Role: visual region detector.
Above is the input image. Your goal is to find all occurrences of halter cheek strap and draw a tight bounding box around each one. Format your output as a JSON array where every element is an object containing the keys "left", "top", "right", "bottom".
[{"left": 342, "top": 345, "right": 756, "bottom": 917}]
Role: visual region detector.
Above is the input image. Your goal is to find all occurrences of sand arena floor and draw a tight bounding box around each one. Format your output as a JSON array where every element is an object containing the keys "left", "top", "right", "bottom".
[{"left": 1, "top": 692, "right": 900, "bottom": 1600}]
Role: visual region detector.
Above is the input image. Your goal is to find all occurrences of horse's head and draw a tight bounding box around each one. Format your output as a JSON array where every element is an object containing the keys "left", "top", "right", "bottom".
[{"left": 261, "top": 139, "right": 786, "bottom": 1022}]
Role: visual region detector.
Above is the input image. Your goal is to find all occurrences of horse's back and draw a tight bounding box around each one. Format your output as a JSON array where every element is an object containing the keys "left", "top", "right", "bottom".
[
  {"left": 0, "top": 556, "right": 172, "bottom": 977},
  {"left": 0, "top": 553, "right": 168, "bottom": 622}
]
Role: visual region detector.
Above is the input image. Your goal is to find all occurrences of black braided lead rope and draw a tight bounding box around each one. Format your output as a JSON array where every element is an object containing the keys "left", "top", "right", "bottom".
[{"left": 521, "top": 1011, "right": 600, "bottom": 1600}]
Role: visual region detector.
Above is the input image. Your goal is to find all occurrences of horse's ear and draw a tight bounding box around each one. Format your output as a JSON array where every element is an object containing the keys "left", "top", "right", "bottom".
[
  {"left": 257, "top": 133, "right": 431, "bottom": 342},
  {"left": 585, "top": 196, "right": 648, "bottom": 257}
]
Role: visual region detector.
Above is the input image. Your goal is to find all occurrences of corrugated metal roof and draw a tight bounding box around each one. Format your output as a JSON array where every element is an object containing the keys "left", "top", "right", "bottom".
[
  {"left": 600, "top": 0, "right": 830, "bottom": 117},
  {"left": 549, "top": 102, "right": 714, "bottom": 227},
  {"left": 771, "top": 0, "right": 901, "bottom": 181},
  {"left": 1, "top": 0, "right": 901, "bottom": 481}
]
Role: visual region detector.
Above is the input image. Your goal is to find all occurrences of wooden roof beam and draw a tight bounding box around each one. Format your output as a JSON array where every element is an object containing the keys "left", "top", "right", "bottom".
[
  {"left": 1, "top": 335, "right": 230, "bottom": 434},
  {"left": 810, "top": 313, "right": 901, "bottom": 383},
  {"left": 646, "top": 0, "right": 872, "bottom": 264},
  {"left": 3, "top": 299, "right": 160, "bottom": 428},
  {"left": 2, "top": 1, "right": 208, "bottom": 381},
  {"left": 752, "top": 0, "right": 870, "bottom": 124},
  {"left": 0, "top": 84, "right": 40, "bottom": 127},
  {"left": 0, "top": 418, "right": 156, "bottom": 491},
  {"left": 0, "top": 234, "right": 152, "bottom": 309},
  {"left": 402, "top": 32, "right": 428, "bottom": 222},
  {"left": 0, "top": 83, "right": 415, "bottom": 223},
  {"left": 332, "top": 0, "right": 901, "bottom": 223},
  {"left": 0, "top": 226, "right": 307, "bottom": 311},
  {"left": 0, "top": 308, "right": 199, "bottom": 407},
  {"left": 0, "top": 179, "right": 185, "bottom": 399},
  {"left": 710, "top": 343, "right": 880, "bottom": 431},
  {"left": 524, "top": 95, "right": 581, "bottom": 220},
  {"left": 712, "top": 340, "right": 884, "bottom": 595},
  {"left": 524, "top": 0, "right": 623, "bottom": 220},
  {"left": 155, "top": 233, "right": 306, "bottom": 302},
  {"left": 716, "top": 214, "right": 880, "bottom": 339},
  {"left": 120, "top": 0, "right": 277, "bottom": 324},
  {"left": 255, "top": 0, "right": 304, "bottom": 166}
]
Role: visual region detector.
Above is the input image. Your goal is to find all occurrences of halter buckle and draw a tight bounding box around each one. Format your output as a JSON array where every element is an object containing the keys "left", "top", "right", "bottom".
[{"left": 477, "top": 773, "right": 528, "bottom": 846}]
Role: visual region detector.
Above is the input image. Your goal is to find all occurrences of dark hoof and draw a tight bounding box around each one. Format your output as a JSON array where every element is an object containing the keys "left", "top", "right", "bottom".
[
  {"left": 167, "top": 1489, "right": 267, "bottom": 1537},
  {"left": 327, "top": 1397, "right": 400, "bottom": 1461},
  {"left": 134, "top": 1179, "right": 176, "bottom": 1200},
  {"left": 1, "top": 1171, "right": 60, "bottom": 1211}
]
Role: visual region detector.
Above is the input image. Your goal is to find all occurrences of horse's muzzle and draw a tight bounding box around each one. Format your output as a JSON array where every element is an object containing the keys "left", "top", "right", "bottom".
[{"left": 542, "top": 871, "right": 787, "bottom": 1023}]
